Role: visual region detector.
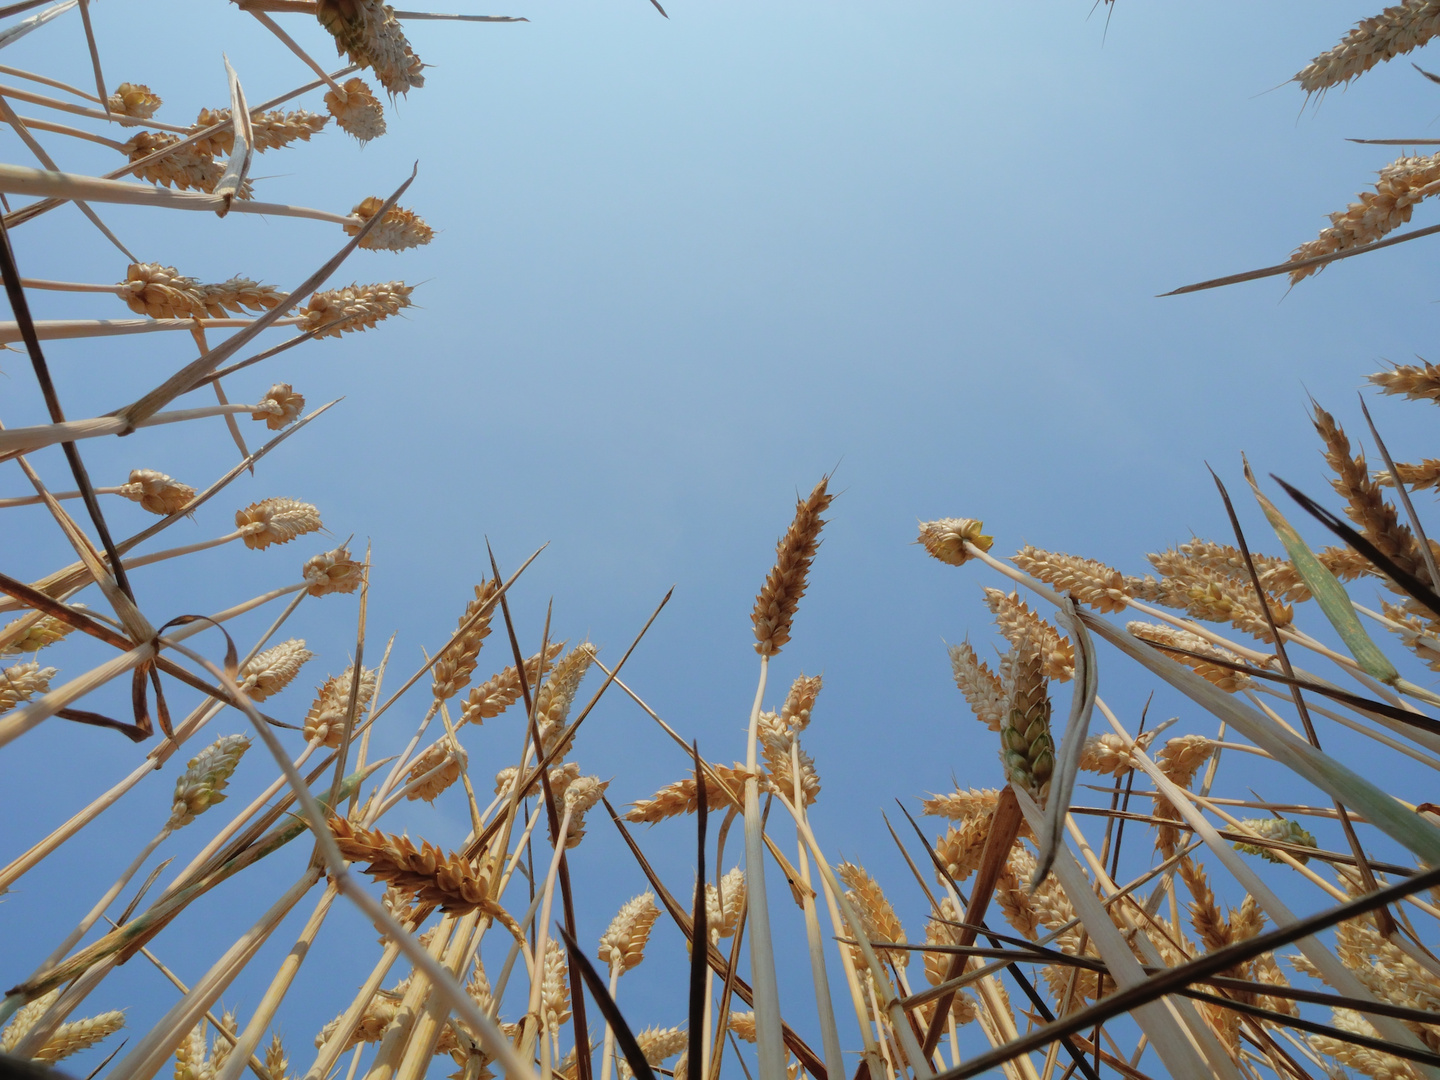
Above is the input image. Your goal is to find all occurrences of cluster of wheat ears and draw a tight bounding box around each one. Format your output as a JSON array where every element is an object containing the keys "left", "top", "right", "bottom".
[{"left": 8, "top": 4, "right": 1440, "bottom": 1080}]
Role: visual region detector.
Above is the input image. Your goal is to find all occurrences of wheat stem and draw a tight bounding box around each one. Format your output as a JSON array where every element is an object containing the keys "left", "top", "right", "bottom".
[
  {"left": 160, "top": 740, "right": 322, "bottom": 902},
  {"left": 1094, "top": 696, "right": 1440, "bottom": 1068},
  {"left": 740, "top": 654, "right": 786, "bottom": 1080},
  {"left": 789, "top": 738, "right": 845, "bottom": 1080},
  {"left": 523, "top": 803, "right": 576, "bottom": 1070},
  {"left": 248, "top": 9, "right": 347, "bottom": 93},
  {"left": 0, "top": 581, "right": 303, "bottom": 748},
  {"left": 166, "top": 637, "right": 541, "bottom": 1080},
  {"left": 0, "top": 63, "right": 101, "bottom": 102},
  {"left": 98, "top": 867, "right": 323, "bottom": 1080},
  {"left": 212, "top": 882, "right": 342, "bottom": 1080},
  {"left": 1247, "top": 684, "right": 1440, "bottom": 769},
  {"left": 36, "top": 823, "right": 169, "bottom": 973},
  {"left": 120, "top": 935, "right": 275, "bottom": 1080},
  {"left": 0, "top": 81, "right": 182, "bottom": 128},
  {"left": 0, "top": 402, "right": 286, "bottom": 456},
  {"left": 776, "top": 789, "right": 934, "bottom": 1078},
  {"left": 396, "top": 907, "right": 485, "bottom": 1080},
  {"left": 0, "top": 316, "right": 306, "bottom": 343}
]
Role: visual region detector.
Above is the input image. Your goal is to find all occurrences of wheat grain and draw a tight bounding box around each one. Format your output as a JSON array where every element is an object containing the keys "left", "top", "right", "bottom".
[
  {"left": 250, "top": 383, "right": 305, "bottom": 430},
  {"left": 1011, "top": 546, "right": 1130, "bottom": 613},
  {"left": 1297, "top": 1, "right": 1440, "bottom": 93},
  {"left": 1136, "top": 550, "right": 1293, "bottom": 640},
  {"left": 1309, "top": 1008, "right": 1418, "bottom": 1080},
  {"left": 1000, "top": 636, "right": 1054, "bottom": 804},
  {"left": 920, "top": 786, "right": 1001, "bottom": 820},
  {"left": 705, "top": 867, "right": 747, "bottom": 940},
  {"left": 325, "top": 77, "right": 386, "bottom": 143},
  {"left": 302, "top": 281, "right": 413, "bottom": 337},
  {"left": 780, "top": 673, "right": 822, "bottom": 730},
  {"left": 0, "top": 606, "right": 83, "bottom": 655},
  {"left": 302, "top": 545, "right": 364, "bottom": 597},
  {"left": 728, "top": 1012, "right": 756, "bottom": 1043},
  {"left": 542, "top": 936, "right": 570, "bottom": 1032},
  {"left": 630, "top": 1026, "right": 688, "bottom": 1068},
  {"left": 1173, "top": 537, "right": 1372, "bottom": 604},
  {"left": 1370, "top": 359, "right": 1440, "bottom": 404},
  {"left": 200, "top": 276, "right": 283, "bottom": 316},
  {"left": 330, "top": 818, "right": 508, "bottom": 926},
  {"left": 35, "top": 1009, "right": 125, "bottom": 1062},
  {"left": 118, "top": 263, "right": 205, "bottom": 318},
  {"left": 189, "top": 108, "right": 326, "bottom": 156},
  {"left": 345, "top": 196, "right": 433, "bottom": 250},
  {"left": 997, "top": 847, "right": 1099, "bottom": 1001},
  {"left": 758, "top": 711, "right": 820, "bottom": 806},
  {"left": 1290, "top": 152, "right": 1440, "bottom": 282},
  {"left": 108, "top": 82, "right": 160, "bottom": 118},
  {"left": 124, "top": 131, "right": 249, "bottom": 196},
  {"left": 404, "top": 736, "right": 462, "bottom": 802},
  {"left": 174, "top": 1020, "right": 207, "bottom": 1080},
  {"left": 1126, "top": 621, "right": 1252, "bottom": 692},
  {"left": 461, "top": 644, "right": 561, "bottom": 725},
  {"left": 1232, "top": 817, "right": 1318, "bottom": 863},
  {"left": 1381, "top": 600, "right": 1440, "bottom": 672},
  {"left": 624, "top": 763, "right": 752, "bottom": 823},
  {"left": 494, "top": 761, "right": 579, "bottom": 801},
  {"left": 534, "top": 642, "right": 596, "bottom": 756},
  {"left": 235, "top": 498, "right": 322, "bottom": 550},
  {"left": 920, "top": 898, "right": 977, "bottom": 1025},
  {"left": 1177, "top": 856, "right": 1231, "bottom": 953},
  {"left": 316, "top": 0, "right": 425, "bottom": 95},
  {"left": 264, "top": 1033, "right": 288, "bottom": 1080},
  {"left": 209, "top": 1014, "right": 238, "bottom": 1077},
  {"left": 1253, "top": 951, "right": 1299, "bottom": 1018},
  {"left": 838, "top": 862, "right": 908, "bottom": 968},
  {"left": 933, "top": 816, "right": 993, "bottom": 884},
  {"left": 1077, "top": 732, "right": 1138, "bottom": 777},
  {"left": 1315, "top": 403, "right": 1433, "bottom": 586},
  {"left": 432, "top": 581, "right": 498, "bottom": 703},
  {"left": 752, "top": 477, "right": 832, "bottom": 656},
  {"left": 116, "top": 468, "right": 194, "bottom": 515},
  {"left": 1, "top": 989, "right": 60, "bottom": 1052},
  {"left": 0, "top": 661, "right": 56, "bottom": 710},
  {"left": 983, "top": 588, "right": 1074, "bottom": 681},
  {"left": 1156, "top": 734, "right": 1216, "bottom": 789},
  {"left": 1377, "top": 458, "right": 1440, "bottom": 492},
  {"left": 946, "top": 641, "right": 1006, "bottom": 731},
  {"left": 916, "top": 517, "right": 991, "bottom": 567},
  {"left": 303, "top": 666, "right": 377, "bottom": 747},
  {"left": 598, "top": 892, "right": 659, "bottom": 973},
  {"left": 562, "top": 775, "right": 608, "bottom": 847},
  {"left": 169, "top": 733, "right": 250, "bottom": 829}
]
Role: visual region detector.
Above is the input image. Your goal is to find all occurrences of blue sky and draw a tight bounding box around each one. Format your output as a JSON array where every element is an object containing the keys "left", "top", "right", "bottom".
[{"left": 5, "top": 1, "right": 1440, "bottom": 1073}]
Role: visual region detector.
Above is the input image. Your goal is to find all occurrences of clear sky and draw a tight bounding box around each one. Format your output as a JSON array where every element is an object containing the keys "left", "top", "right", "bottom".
[{"left": 4, "top": 1, "right": 1440, "bottom": 1073}]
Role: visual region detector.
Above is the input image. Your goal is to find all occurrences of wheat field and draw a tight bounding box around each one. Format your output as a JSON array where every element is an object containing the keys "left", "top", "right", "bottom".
[{"left": 4, "top": 5, "right": 1440, "bottom": 1080}]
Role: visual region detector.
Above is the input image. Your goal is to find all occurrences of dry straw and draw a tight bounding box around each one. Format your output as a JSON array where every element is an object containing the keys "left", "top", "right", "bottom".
[{"left": 10, "top": 9, "right": 1440, "bottom": 1080}]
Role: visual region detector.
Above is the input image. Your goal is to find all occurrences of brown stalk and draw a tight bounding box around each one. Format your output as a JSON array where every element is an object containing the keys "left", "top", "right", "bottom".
[
  {"left": 891, "top": 801, "right": 1102, "bottom": 1080},
  {"left": 920, "top": 785, "right": 1020, "bottom": 1056},
  {"left": 1164, "top": 218, "right": 1440, "bottom": 295}
]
